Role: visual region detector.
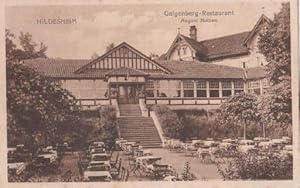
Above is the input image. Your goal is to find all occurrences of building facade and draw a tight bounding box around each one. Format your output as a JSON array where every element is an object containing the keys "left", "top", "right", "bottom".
[{"left": 24, "top": 15, "right": 270, "bottom": 110}]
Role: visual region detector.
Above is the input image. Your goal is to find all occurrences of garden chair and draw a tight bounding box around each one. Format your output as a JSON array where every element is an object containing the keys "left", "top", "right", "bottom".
[
  {"left": 120, "top": 166, "right": 126, "bottom": 181},
  {"left": 110, "top": 152, "right": 119, "bottom": 168},
  {"left": 199, "top": 151, "right": 212, "bottom": 164},
  {"left": 128, "top": 158, "right": 142, "bottom": 176},
  {"left": 110, "top": 158, "right": 122, "bottom": 180},
  {"left": 124, "top": 169, "right": 130, "bottom": 181}
]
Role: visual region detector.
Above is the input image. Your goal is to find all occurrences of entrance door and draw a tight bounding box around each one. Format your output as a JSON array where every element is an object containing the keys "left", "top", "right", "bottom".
[{"left": 118, "top": 85, "right": 138, "bottom": 104}]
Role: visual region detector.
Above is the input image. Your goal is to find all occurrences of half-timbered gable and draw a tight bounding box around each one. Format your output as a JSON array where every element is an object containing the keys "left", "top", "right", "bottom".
[{"left": 75, "top": 42, "right": 171, "bottom": 74}]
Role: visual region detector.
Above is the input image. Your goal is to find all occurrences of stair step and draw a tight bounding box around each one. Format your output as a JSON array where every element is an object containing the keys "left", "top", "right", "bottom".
[{"left": 117, "top": 104, "right": 162, "bottom": 148}]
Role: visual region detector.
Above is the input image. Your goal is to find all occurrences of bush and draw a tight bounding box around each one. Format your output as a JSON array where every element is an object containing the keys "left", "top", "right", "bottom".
[
  {"left": 100, "top": 105, "right": 119, "bottom": 150},
  {"left": 217, "top": 149, "right": 293, "bottom": 180},
  {"left": 153, "top": 105, "right": 182, "bottom": 139}
]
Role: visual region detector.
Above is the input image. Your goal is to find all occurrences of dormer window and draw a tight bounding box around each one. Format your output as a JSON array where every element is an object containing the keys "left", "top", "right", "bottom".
[
  {"left": 242, "top": 62, "right": 246, "bottom": 68},
  {"left": 183, "top": 47, "right": 187, "bottom": 55}
]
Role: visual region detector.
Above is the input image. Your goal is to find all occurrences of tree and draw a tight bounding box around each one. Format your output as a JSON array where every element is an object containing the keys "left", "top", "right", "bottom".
[
  {"left": 5, "top": 29, "right": 17, "bottom": 61},
  {"left": 91, "top": 52, "right": 100, "bottom": 60},
  {"left": 257, "top": 2, "right": 291, "bottom": 127},
  {"left": 6, "top": 30, "right": 78, "bottom": 149},
  {"left": 216, "top": 93, "right": 259, "bottom": 140},
  {"left": 258, "top": 3, "right": 290, "bottom": 85},
  {"left": 100, "top": 105, "right": 119, "bottom": 149},
  {"left": 7, "top": 62, "right": 79, "bottom": 147},
  {"left": 6, "top": 30, "right": 47, "bottom": 62},
  {"left": 106, "top": 43, "right": 115, "bottom": 52},
  {"left": 149, "top": 52, "right": 159, "bottom": 60}
]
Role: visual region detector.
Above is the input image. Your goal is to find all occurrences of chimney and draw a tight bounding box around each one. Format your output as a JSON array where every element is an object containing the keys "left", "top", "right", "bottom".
[{"left": 189, "top": 25, "right": 197, "bottom": 41}]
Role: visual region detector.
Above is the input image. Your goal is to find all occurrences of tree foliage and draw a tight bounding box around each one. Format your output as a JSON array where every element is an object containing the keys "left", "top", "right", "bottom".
[
  {"left": 100, "top": 105, "right": 119, "bottom": 149},
  {"left": 217, "top": 149, "right": 292, "bottom": 180},
  {"left": 6, "top": 30, "right": 78, "bottom": 148},
  {"left": 257, "top": 2, "right": 291, "bottom": 127},
  {"left": 6, "top": 30, "right": 47, "bottom": 61},
  {"left": 106, "top": 43, "right": 115, "bottom": 52},
  {"left": 216, "top": 93, "right": 259, "bottom": 139},
  {"left": 153, "top": 105, "right": 182, "bottom": 139}
]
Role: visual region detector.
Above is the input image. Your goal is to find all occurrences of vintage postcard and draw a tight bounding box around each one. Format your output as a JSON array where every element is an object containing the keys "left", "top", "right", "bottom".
[{"left": 1, "top": 0, "right": 299, "bottom": 187}]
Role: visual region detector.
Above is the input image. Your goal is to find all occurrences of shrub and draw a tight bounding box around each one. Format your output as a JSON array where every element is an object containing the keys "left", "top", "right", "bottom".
[
  {"left": 100, "top": 105, "right": 119, "bottom": 150},
  {"left": 216, "top": 149, "right": 293, "bottom": 180},
  {"left": 153, "top": 105, "right": 182, "bottom": 139},
  {"left": 182, "top": 161, "right": 197, "bottom": 181}
]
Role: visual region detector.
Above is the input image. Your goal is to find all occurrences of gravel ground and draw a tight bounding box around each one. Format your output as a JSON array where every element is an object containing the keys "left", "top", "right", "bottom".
[{"left": 118, "top": 148, "right": 222, "bottom": 181}]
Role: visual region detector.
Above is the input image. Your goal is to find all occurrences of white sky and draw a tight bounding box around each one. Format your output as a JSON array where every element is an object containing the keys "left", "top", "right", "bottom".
[{"left": 5, "top": 0, "right": 286, "bottom": 59}]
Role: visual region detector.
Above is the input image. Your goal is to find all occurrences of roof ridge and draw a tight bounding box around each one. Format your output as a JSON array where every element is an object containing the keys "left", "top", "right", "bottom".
[{"left": 199, "top": 31, "right": 251, "bottom": 43}]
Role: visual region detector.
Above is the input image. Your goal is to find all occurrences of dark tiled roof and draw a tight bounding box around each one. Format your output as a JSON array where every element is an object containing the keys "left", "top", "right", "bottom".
[
  {"left": 179, "top": 31, "right": 250, "bottom": 61},
  {"left": 23, "top": 58, "right": 266, "bottom": 80},
  {"left": 105, "top": 67, "right": 149, "bottom": 76},
  {"left": 23, "top": 58, "right": 107, "bottom": 78},
  {"left": 245, "top": 66, "right": 268, "bottom": 79},
  {"left": 200, "top": 32, "right": 250, "bottom": 60},
  {"left": 155, "top": 60, "right": 246, "bottom": 79}
]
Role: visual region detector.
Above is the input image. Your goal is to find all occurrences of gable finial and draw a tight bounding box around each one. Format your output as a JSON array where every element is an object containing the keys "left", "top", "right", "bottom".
[
  {"left": 177, "top": 28, "right": 180, "bottom": 34},
  {"left": 261, "top": 6, "right": 265, "bottom": 15}
]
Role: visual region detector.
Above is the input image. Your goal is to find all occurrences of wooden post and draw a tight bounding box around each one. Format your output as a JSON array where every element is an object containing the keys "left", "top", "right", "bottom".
[
  {"left": 231, "top": 81, "right": 235, "bottom": 96},
  {"left": 244, "top": 120, "right": 247, "bottom": 140},
  {"left": 108, "top": 83, "right": 111, "bottom": 104},
  {"left": 206, "top": 80, "right": 210, "bottom": 98},
  {"left": 259, "top": 79, "right": 263, "bottom": 95},
  {"left": 219, "top": 81, "right": 222, "bottom": 98},
  {"left": 193, "top": 80, "right": 197, "bottom": 98},
  {"left": 180, "top": 80, "right": 184, "bottom": 98}
]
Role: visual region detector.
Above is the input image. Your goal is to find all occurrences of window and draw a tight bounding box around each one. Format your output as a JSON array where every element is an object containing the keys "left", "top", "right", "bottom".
[
  {"left": 262, "top": 79, "right": 269, "bottom": 88},
  {"left": 209, "top": 81, "right": 219, "bottom": 89},
  {"left": 177, "top": 49, "right": 180, "bottom": 56},
  {"left": 253, "top": 88, "right": 261, "bottom": 95},
  {"left": 248, "top": 80, "right": 260, "bottom": 88},
  {"left": 209, "top": 81, "right": 219, "bottom": 98},
  {"left": 110, "top": 84, "right": 118, "bottom": 98},
  {"left": 176, "top": 81, "right": 181, "bottom": 97},
  {"left": 196, "top": 81, "right": 206, "bottom": 97},
  {"left": 242, "top": 62, "right": 246, "bottom": 68},
  {"left": 234, "top": 81, "right": 244, "bottom": 94},
  {"left": 222, "top": 81, "right": 232, "bottom": 97},
  {"left": 183, "top": 80, "right": 194, "bottom": 97},
  {"left": 210, "top": 90, "right": 219, "bottom": 97},
  {"left": 145, "top": 80, "right": 155, "bottom": 97},
  {"left": 183, "top": 47, "right": 187, "bottom": 55}
]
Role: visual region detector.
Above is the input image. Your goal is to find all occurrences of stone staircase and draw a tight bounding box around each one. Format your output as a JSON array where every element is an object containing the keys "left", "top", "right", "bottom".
[
  {"left": 118, "top": 104, "right": 162, "bottom": 148},
  {"left": 119, "top": 104, "right": 142, "bottom": 116}
]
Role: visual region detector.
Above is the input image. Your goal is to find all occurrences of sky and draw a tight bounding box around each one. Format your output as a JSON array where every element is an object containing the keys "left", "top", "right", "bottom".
[{"left": 5, "top": 0, "right": 286, "bottom": 59}]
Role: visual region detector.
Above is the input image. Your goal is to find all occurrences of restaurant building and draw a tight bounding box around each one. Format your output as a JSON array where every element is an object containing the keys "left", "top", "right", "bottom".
[{"left": 24, "top": 15, "right": 270, "bottom": 111}]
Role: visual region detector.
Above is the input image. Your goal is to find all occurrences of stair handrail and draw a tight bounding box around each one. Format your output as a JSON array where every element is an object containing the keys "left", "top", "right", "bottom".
[
  {"left": 139, "top": 98, "right": 148, "bottom": 117},
  {"left": 150, "top": 110, "right": 165, "bottom": 147}
]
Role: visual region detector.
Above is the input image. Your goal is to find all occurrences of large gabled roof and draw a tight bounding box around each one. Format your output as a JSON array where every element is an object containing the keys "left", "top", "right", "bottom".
[
  {"left": 165, "top": 14, "right": 271, "bottom": 61},
  {"left": 23, "top": 58, "right": 267, "bottom": 80}
]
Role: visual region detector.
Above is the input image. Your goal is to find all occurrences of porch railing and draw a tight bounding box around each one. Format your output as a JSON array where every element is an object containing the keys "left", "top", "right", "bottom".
[
  {"left": 144, "top": 97, "right": 228, "bottom": 105},
  {"left": 76, "top": 98, "right": 109, "bottom": 110}
]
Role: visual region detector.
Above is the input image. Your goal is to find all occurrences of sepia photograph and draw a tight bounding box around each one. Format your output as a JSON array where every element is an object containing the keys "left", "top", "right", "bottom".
[{"left": 3, "top": 0, "right": 297, "bottom": 183}]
